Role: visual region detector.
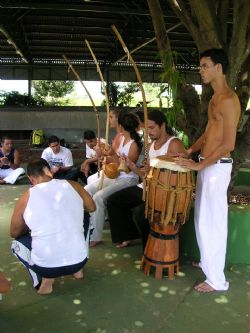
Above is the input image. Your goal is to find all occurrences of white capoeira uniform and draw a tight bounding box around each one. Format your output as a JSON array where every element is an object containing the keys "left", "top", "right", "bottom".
[
  {"left": 0, "top": 167, "right": 25, "bottom": 184},
  {"left": 11, "top": 179, "right": 89, "bottom": 288},
  {"left": 195, "top": 157, "right": 232, "bottom": 290},
  {"left": 85, "top": 136, "right": 139, "bottom": 242}
]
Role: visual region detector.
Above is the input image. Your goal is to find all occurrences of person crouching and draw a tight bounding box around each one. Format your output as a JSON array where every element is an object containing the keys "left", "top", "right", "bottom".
[{"left": 10, "top": 158, "right": 96, "bottom": 294}]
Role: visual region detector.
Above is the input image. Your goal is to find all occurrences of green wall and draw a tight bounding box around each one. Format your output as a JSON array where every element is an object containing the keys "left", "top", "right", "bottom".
[{"left": 180, "top": 204, "right": 250, "bottom": 264}]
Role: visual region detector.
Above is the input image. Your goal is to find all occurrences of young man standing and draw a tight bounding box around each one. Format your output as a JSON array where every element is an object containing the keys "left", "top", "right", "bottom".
[{"left": 177, "top": 49, "right": 240, "bottom": 292}]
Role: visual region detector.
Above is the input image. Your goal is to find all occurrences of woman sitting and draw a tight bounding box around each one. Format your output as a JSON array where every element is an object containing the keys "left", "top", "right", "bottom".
[{"left": 85, "top": 112, "right": 142, "bottom": 247}]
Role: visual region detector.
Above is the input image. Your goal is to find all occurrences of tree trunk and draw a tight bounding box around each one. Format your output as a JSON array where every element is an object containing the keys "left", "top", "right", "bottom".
[
  {"left": 147, "top": 0, "right": 172, "bottom": 55},
  {"left": 149, "top": 0, "right": 250, "bottom": 194},
  {"left": 229, "top": 116, "right": 250, "bottom": 194}
]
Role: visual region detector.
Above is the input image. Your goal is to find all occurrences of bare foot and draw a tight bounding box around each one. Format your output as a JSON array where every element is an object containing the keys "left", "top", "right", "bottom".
[
  {"left": 0, "top": 179, "right": 6, "bottom": 185},
  {"left": 90, "top": 241, "right": 103, "bottom": 248},
  {"left": 194, "top": 281, "right": 215, "bottom": 293},
  {"left": 73, "top": 270, "right": 84, "bottom": 280},
  {"left": 37, "top": 278, "right": 55, "bottom": 295},
  {"left": 192, "top": 261, "right": 201, "bottom": 269},
  {"left": 116, "top": 241, "right": 131, "bottom": 249},
  {"left": 0, "top": 272, "right": 11, "bottom": 293}
]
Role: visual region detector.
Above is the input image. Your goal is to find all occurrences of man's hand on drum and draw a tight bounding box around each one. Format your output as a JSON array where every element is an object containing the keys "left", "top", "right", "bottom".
[{"left": 175, "top": 157, "right": 203, "bottom": 171}]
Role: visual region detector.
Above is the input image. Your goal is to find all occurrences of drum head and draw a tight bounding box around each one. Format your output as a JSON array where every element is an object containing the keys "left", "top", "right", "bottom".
[{"left": 150, "top": 156, "right": 189, "bottom": 172}]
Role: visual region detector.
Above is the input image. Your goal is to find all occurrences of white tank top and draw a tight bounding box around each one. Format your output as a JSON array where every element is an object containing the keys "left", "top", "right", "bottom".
[
  {"left": 117, "top": 136, "right": 138, "bottom": 180},
  {"left": 137, "top": 136, "right": 177, "bottom": 189},
  {"left": 23, "top": 179, "right": 87, "bottom": 267},
  {"left": 149, "top": 136, "right": 177, "bottom": 159}
]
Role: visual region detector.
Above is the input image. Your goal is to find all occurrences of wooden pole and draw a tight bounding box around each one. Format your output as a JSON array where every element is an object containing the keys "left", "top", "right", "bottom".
[
  {"left": 85, "top": 40, "right": 110, "bottom": 190},
  {"left": 111, "top": 25, "right": 149, "bottom": 162},
  {"left": 62, "top": 54, "right": 101, "bottom": 175}
]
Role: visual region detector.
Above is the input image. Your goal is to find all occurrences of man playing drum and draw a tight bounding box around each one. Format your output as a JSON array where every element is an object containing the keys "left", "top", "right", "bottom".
[
  {"left": 107, "top": 110, "right": 186, "bottom": 249},
  {"left": 176, "top": 49, "right": 240, "bottom": 293}
]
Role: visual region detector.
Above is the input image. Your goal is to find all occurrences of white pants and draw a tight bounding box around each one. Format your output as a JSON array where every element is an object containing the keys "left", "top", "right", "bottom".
[
  {"left": 85, "top": 175, "right": 138, "bottom": 242},
  {"left": 195, "top": 163, "right": 232, "bottom": 290},
  {"left": 86, "top": 170, "right": 115, "bottom": 190},
  {"left": 0, "top": 168, "right": 25, "bottom": 184}
]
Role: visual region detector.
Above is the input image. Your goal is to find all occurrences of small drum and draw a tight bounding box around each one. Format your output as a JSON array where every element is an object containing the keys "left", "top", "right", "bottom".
[{"left": 141, "top": 156, "right": 195, "bottom": 279}]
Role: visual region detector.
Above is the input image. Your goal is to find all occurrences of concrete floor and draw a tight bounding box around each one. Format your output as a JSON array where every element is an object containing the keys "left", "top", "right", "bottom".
[{"left": 0, "top": 184, "right": 249, "bottom": 333}]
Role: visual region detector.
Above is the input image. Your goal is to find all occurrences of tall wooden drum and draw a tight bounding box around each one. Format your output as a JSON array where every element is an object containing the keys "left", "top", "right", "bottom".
[{"left": 141, "top": 156, "right": 195, "bottom": 279}]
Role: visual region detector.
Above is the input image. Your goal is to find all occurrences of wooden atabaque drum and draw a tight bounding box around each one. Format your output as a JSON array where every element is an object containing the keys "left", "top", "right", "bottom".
[{"left": 141, "top": 156, "right": 195, "bottom": 279}]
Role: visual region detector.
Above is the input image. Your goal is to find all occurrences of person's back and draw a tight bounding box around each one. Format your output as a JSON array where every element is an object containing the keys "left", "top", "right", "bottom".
[
  {"left": 25, "top": 179, "right": 87, "bottom": 267},
  {"left": 11, "top": 158, "right": 95, "bottom": 294}
]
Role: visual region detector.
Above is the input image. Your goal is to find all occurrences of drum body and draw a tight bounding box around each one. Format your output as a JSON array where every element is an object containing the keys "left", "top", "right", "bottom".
[
  {"left": 141, "top": 156, "right": 194, "bottom": 279},
  {"left": 145, "top": 156, "right": 194, "bottom": 225}
]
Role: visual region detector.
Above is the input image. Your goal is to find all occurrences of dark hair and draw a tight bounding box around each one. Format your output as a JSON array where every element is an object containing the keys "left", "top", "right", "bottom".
[
  {"left": 84, "top": 130, "right": 96, "bottom": 140},
  {"left": 48, "top": 135, "right": 60, "bottom": 145},
  {"left": 118, "top": 112, "right": 142, "bottom": 152},
  {"left": 200, "top": 48, "right": 229, "bottom": 74},
  {"left": 110, "top": 108, "right": 121, "bottom": 118},
  {"left": 27, "top": 158, "right": 50, "bottom": 177},
  {"left": 1, "top": 136, "right": 12, "bottom": 144},
  {"left": 148, "top": 110, "right": 174, "bottom": 135},
  {"left": 134, "top": 109, "right": 144, "bottom": 123}
]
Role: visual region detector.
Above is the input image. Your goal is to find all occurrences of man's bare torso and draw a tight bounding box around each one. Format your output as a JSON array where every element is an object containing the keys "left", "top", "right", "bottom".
[{"left": 201, "top": 90, "right": 239, "bottom": 158}]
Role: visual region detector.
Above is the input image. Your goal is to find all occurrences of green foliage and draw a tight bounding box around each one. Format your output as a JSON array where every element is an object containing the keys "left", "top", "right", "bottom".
[
  {"left": 0, "top": 90, "right": 42, "bottom": 106},
  {"left": 32, "top": 80, "right": 74, "bottom": 106},
  {"left": 159, "top": 51, "right": 184, "bottom": 128},
  {"left": 103, "top": 82, "right": 119, "bottom": 106},
  {"left": 102, "top": 82, "right": 140, "bottom": 107}
]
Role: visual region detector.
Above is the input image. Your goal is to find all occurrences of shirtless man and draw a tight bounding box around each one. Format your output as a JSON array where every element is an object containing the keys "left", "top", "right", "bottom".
[{"left": 176, "top": 49, "right": 240, "bottom": 293}]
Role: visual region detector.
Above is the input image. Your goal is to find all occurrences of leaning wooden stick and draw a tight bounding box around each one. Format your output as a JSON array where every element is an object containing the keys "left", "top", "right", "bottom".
[
  {"left": 85, "top": 40, "right": 110, "bottom": 190},
  {"left": 111, "top": 25, "right": 149, "bottom": 199},
  {"left": 62, "top": 54, "right": 102, "bottom": 176}
]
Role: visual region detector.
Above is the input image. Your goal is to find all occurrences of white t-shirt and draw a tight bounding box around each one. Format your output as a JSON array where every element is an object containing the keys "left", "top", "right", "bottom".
[
  {"left": 86, "top": 138, "right": 106, "bottom": 158},
  {"left": 23, "top": 179, "right": 87, "bottom": 267},
  {"left": 41, "top": 146, "right": 73, "bottom": 168}
]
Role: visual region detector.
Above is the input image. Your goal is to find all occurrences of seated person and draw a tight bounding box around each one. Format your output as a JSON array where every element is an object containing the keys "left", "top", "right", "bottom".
[
  {"left": 85, "top": 112, "right": 142, "bottom": 247},
  {"left": 79, "top": 130, "right": 105, "bottom": 184},
  {"left": 41, "top": 135, "right": 78, "bottom": 180},
  {"left": 0, "top": 136, "right": 25, "bottom": 185},
  {"left": 107, "top": 110, "right": 186, "bottom": 250},
  {"left": 85, "top": 108, "right": 123, "bottom": 186},
  {"left": 10, "top": 158, "right": 96, "bottom": 295}
]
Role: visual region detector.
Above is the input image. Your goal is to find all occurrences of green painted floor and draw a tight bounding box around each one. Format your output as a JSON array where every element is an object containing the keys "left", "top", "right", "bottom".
[{"left": 0, "top": 184, "right": 249, "bottom": 333}]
